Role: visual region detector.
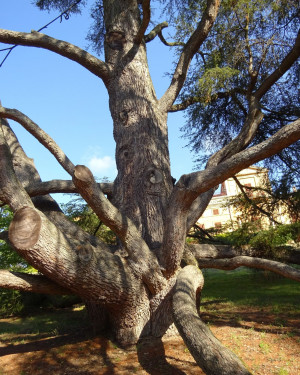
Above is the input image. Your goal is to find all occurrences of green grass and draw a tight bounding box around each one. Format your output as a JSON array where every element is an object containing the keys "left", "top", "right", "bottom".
[
  {"left": 201, "top": 268, "right": 300, "bottom": 312},
  {"left": 0, "top": 305, "right": 87, "bottom": 337}
]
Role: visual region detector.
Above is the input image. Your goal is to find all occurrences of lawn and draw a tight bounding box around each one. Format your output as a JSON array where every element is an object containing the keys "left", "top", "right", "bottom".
[{"left": 0, "top": 268, "right": 299, "bottom": 375}]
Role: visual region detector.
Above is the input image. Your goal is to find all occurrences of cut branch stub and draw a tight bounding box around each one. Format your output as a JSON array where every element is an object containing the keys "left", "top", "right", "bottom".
[
  {"left": 76, "top": 244, "right": 94, "bottom": 263},
  {"left": 144, "top": 167, "right": 163, "bottom": 195},
  {"left": 73, "top": 164, "right": 94, "bottom": 182},
  {"left": 8, "top": 206, "right": 41, "bottom": 250},
  {"left": 106, "top": 31, "right": 126, "bottom": 50}
]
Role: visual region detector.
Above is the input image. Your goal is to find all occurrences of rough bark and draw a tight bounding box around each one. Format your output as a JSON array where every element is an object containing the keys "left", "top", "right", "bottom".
[
  {"left": 0, "top": 270, "right": 73, "bottom": 295},
  {"left": 173, "top": 266, "right": 251, "bottom": 375}
]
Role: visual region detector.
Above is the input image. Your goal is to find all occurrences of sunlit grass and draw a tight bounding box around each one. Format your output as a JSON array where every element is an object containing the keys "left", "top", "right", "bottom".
[{"left": 201, "top": 268, "right": 300, "bottom": 313}]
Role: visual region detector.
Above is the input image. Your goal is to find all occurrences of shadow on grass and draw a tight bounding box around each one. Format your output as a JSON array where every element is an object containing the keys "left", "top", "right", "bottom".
[{"left": 200, "top": 302, "right": 300, "bottom": 336}]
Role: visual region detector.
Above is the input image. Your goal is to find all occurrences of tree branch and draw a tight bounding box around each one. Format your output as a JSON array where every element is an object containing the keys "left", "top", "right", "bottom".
[
  {"left": 255, "top": 29, "right": 300, "bottom": 100},
  {"left": 135, "top": 0, "right": 151, "bottom": 44},
  {"left": 0, "top": 29, "right": 110, "bottom": 85},
  {"left": 173, "top": 265, "right": 251, "bottom": 375},
  {"left": 144, "top": 22, "right": 168, "bottom": 43},
  {"left": 157, "top": 31, "right": 184, "bottom": 47},
  {"left": 0, "top": 270, "right": 73, "bottom": 295},
  {"left": 159, "top": 0, "right": 220, "bottom": 111},
  {"left": 7, "top": 206, "right": 134, "bottom": 303},
  {"left": 162, "top": 118, "right": 300, "bottom": 277},
  {"left": 178, "top": 118, "right": 300, "bottom": 209},
  {"left": 0, "top": 122, "right": 33, "bottom": 211},
  {"left": 1, "top": 119, "right": 113, "bottom": 251},
  {"left": 0, "top": 106, "right": 75, "bottom": 176},
  {"left": 187, "top": 243, "right": 300, "bottom": 266},
  {"left": 72, "top": 165, "right": 166, "bottom": 294},
  {"left": 197, "top": 256, "right": 300, "bottom": 283},
  {"left": 26, "top": 179, "right": 113, "bottom": 197}
]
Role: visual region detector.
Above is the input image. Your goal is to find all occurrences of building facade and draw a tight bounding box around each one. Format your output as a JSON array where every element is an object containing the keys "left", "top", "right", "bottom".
[{"left": 196, "top": 166, "right": 282, "bottom": 230}]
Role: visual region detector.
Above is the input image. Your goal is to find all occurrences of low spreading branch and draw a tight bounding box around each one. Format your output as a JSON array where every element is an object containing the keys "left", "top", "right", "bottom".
[
  {"left": 0, "top": 106, "right": 75, "bottom": 175},
  {"left": 197, "top": 256, "right": 300, "bottom": 282},
  {"left": 173, "top": 265, "right": 251, "bottom": 374},
  {"left": 0, "top": 29, "right": 110, "bottom": 85},
  {"left": 0, "top": 270, "right": 73, "bottom": 295},
  {"left": 7, "top": 206, "right": 132, "bottom": 302},
  {"left": 188, "top": 243, "right": 300, "bottom": 265}
]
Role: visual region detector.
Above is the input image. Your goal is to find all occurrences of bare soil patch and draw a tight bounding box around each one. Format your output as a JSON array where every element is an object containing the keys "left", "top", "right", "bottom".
[{"left": 0, "top": 307, "right": 299, "bottom": 375}]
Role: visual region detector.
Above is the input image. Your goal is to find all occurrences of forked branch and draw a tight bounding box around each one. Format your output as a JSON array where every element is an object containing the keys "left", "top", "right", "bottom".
[
  {"left": 159, "top": 0, "right": 220, "bottom": 111},
  {"left": 73, "top": 165, "right": 166, "bottom": 294},
  {"left": 173, "top": 265, "right": 251, "bottom": 374},
  {"left": 162, "top": 118, "right": 300, "bottom": 277}
]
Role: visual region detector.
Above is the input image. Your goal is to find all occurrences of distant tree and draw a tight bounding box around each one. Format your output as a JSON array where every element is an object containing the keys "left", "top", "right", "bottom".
[{"left": 0, "top": 1, "right": 299, "bottom": 373}]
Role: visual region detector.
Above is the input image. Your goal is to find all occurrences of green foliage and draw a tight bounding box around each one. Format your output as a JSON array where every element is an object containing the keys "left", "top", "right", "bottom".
[
  {"left": 216, "top": 222, "right": 300, "bottom": 260},
  {"left": 217, "top": 222, "right": 260, "bottom": 246},
  {"left": 197, "top": 66, "right": 240, "bottom": 103},
  {"left": 175, "top": 0, "right": 300, "bottom": 185},
  {"left": 249, "top": 222, "right": 300, "bottom": 252},
  {"left": 0, "top": 289, "right": 24, "bottom": 317},
  {"left": 62, "top": 195, "right": 117, "bottom": 245}
]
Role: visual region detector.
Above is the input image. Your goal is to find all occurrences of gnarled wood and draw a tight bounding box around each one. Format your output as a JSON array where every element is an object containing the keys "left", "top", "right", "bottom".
[{"left": 173, "top": 266, "right": 251, "bottom": 375}]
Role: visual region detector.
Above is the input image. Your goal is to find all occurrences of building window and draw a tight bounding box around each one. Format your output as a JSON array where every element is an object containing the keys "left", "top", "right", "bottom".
[
  {"left": 214, "top": 222, "right": 222, "bottom": 228},
  {"left": 213, "top": 209, "right": 219, "bottom": 215}
]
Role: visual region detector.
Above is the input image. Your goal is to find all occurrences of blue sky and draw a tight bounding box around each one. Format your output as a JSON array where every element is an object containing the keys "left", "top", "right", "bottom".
[{"left": 0, "top": 1, "right": 195, "bottom": 203}]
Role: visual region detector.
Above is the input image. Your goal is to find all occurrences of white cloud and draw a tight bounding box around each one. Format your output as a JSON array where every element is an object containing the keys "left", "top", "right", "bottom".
[{"left": 87, "top": 155, "right": 116, "bottom": 175}]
